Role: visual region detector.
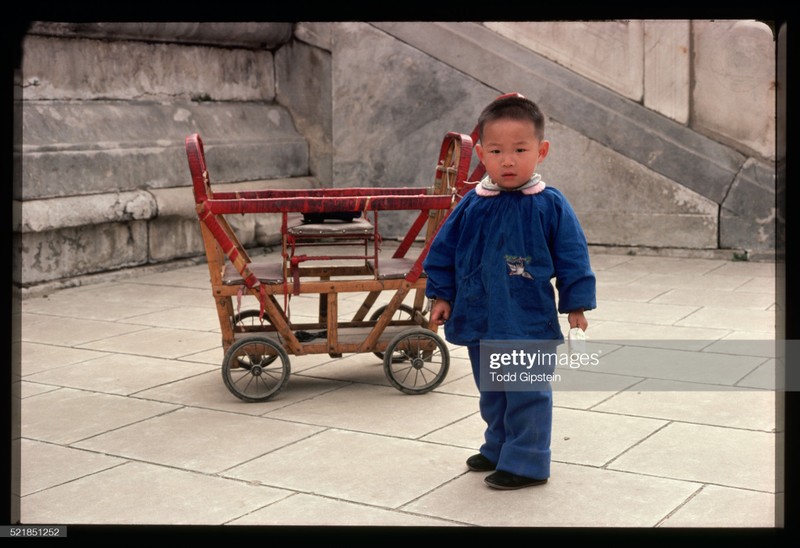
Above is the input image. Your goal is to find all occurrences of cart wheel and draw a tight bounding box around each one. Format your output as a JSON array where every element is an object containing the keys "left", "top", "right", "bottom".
[
  {"left": 232, "top": 310, "right": 277, "bottom": 366},
  {"left": 383, "top": 328, "right": 449, "bottom": 394},
  {"left": 222, "top": 336, "right": 290, "bottom": 402},
  {"left": 370, "top": 304, "right": 419, "bottom": 361}
]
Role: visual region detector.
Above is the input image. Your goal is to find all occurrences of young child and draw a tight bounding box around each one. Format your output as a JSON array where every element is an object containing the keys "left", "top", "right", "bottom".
[{"left": 423, "top": 95, "right": 596, "bottom": 489}]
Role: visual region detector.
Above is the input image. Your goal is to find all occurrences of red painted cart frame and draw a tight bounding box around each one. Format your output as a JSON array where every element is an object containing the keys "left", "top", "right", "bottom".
[
  {"left": 185, "top": 93, "right": 524, "bottom": 402},
  {"left": 186, "top": 129, "right": 479, "bottom": 402}
]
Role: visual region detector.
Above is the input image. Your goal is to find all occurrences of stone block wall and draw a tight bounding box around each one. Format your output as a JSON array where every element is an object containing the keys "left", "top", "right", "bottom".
[
  {"left": 485, "top": 20, "right": 776, "bottom": 161},
  {"left": 16, "top": 23, "right": 318, "bottom": 289},
  {"left": 322, "top": 21, "right": 776, "bottom": 254},
  {"left": 483, "top": 20, "right": 777, "bottom": 252},
  {"left": 15, "top": 20, "right": 778, "bottom": 291}
]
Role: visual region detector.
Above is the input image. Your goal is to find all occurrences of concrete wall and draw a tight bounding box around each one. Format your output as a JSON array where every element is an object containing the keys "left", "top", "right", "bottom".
[{"left": 16, "top": 20, "right": 777, "bottom": 292}]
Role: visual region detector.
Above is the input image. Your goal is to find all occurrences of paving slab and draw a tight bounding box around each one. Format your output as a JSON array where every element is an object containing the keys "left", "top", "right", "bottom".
[
  {"left": 595, "top": 284, "right": 672, "bottom": 303},
  {"left": 593, "top": 269, "right": 650, "bottom": 286},
  {"left": 436, "top": 368, "right": 480, "bottom": 398},
  {"left": 576, "top": 323, "right": 733, "bottom": 348},
  {"left": 402, "top": 462, "right": 701, "bottom": 527},
  {"left": 658, "top": 484, "right": 777, "bottom": 527},
  {"left": 227, "top": 492, "right": 457, "bottom": 526},
  {"left": 22, "top": 388, "right": 179, "bottom": 445},
  {"left": 675, "top": 307, "right": 776, "bottom": 333},
  {"left": 73, "top": 407, "right": 324, "bottom": 474},
  {"left": 136, "top": 369, "right": 353, "bottom": 415},
  {"left": 734, "top": 277, "right": 776, "bottom": 294},
  {"left": 592, "top": 379, "right": 775, "bottom": 430},
  {"left": 651, "top": 288, "right": 775, "bottom": 310},
  {"left": 608, "top": 422, "right": 776, "bottom": 492},
  {"left": 117, "top": 305, "right": 223, "bottom": 331},
  {"left": 736, "top": 359, "right": 779, "bottom": 391},
  {"left": 550, "top": 369, "right": 643, "bottom": 410},
  {"left": 21, "top": 439, "right": 127, "bottom": 496},
  {"left": 590, "top": 300, "right": 700, "bottom": 325},
  {"left": 20, "top": 381, "right": 60, "bottom": 399},
  {"left": 705, "top": 333, "right": 777, "bottom": 357},
  {"left": 294, "top": 352, "right": 397, "bottom": 387},
  {"left": 585, "top": 253, "right": 634, "bottom": 270},
  {"left": 550, "top": 407, "right": 668, "bottom": 466},
  {"left": 419, "top": 412, "right": 484, "bottom": 450},
  {"left": 21, "top": 461, "right": 291, "bottom": 525},
  {"left": 57, "top": 281, "right": 212, "bottom": 308},
  {"left": 21, "top": 314, "right": 149, "bottom": 347},
  {"left": 421, "top": 407, "right": 669, "bottom": 468},
  {"left": 605, "top": 255, "right": 725, "bottom": 276},
  {"left": 263, "top": 383, "right": 478, "bottom": 439},
  {"left": 130, "top": 264, "right": 215, "bottom": 289},
  {"left": 590, "top": 344, "right": 766, "bottom": 386},
  {"left": 626, "top": 272, "right": 754, "bottom": 291},
  {"left": 224, "top": 429, "right": 474, "bottom": 508},
  {"left": 23, "top": 353, "right": 216, "bottom": 396},
  {"left": 20, "top": 341, "right": 109, "bottom": 376},
  {"left": 22, "top": 292, "right": 168, "bottom": 321},
  {"left": 76, "top": 326, "right": 222, "bottom": 359},
  {"left": 709, "top": 261, "right": 776, "bottom": 278},
  {"left": 176, "top": 344, "right": 336, "bottom": 372}
]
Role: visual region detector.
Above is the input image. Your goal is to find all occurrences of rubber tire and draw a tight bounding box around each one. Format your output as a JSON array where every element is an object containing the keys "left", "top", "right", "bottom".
[
  {"left": 370, "top": 304, "right": 418, "bottom": 362},
  {"left": 383, "top": 328, "right": 449, "bottom": 394},
  {"left": 222, "top": 336, "right": 290, "bottom": 402}
]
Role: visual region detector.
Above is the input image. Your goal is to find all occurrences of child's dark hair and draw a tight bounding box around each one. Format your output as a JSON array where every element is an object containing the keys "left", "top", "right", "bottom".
[{"left": 477, "top": 95, "right": 545, "bottom": 141}]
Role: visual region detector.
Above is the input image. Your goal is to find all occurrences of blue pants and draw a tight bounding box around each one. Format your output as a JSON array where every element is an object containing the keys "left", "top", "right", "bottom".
[{"left": 468, "top": 345, "right": 552, "bottom": 479}]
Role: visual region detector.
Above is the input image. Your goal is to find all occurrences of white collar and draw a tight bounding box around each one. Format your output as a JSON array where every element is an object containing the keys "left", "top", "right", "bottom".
[{"left": 475, "top": 173, "right": 546, "bottom": 197}]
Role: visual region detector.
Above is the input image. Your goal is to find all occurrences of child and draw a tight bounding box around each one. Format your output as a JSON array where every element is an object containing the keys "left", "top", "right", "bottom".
[{"left": 423, "top": 95, "right": 596, "bottom": 489}]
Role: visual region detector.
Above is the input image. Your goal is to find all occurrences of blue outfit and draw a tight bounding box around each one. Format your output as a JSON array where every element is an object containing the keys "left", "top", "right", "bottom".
[{"left": 423, "top": 183, "right": 596, "bottom": 479}]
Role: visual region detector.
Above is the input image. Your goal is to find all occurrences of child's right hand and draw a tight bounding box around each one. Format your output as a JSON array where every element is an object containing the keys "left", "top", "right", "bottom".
[{"left": 430, "top": 299, "right": 452, "bottom": 326}]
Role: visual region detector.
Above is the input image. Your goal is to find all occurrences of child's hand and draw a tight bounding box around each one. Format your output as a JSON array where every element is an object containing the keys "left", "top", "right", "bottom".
[
  {"left": 430, "top": 299, "right": 452, "bottom": 326},
  {"left": 568, "top": 309, "right": 588, "bottom": 331}
]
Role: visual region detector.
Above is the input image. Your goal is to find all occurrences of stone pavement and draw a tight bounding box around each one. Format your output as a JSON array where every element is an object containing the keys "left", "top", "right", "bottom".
[{"left": 17, "top": 245, "right": 779, "bottom": 528}]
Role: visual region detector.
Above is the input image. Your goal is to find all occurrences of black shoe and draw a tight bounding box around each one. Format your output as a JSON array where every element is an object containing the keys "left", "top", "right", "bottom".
[
  {"left": 484, "top": 470, "right": 548, "bottom": 490},
  {"left": 466, "top": 453, "right": 496, "bottom": 472}
]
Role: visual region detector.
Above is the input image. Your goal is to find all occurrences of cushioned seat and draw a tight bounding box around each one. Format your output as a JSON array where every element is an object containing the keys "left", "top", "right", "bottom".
[
  {"left": 368, "top": 258, "right": 427, "bottom": 280},
  {"left": 222, "top": 262, "right": 285, "bottom": 285},
  {"left": 287, "top": 217, "right": 374, "bottom": 237}
]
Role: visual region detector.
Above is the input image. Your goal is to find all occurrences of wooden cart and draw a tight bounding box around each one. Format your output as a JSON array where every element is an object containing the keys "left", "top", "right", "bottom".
[{"left": 186, "top": 117, "right": 489, "bottom": 402}]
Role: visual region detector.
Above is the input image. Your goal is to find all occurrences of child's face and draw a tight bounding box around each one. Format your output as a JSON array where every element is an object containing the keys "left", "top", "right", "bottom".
[{"left": 476, "top": 118, "right": 550, "bottom": 190}]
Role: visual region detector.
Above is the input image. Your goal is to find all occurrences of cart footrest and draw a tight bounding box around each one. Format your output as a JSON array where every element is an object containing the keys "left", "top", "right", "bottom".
[{"left": 223, "top": 262, "right": 285, "bottom": 285}]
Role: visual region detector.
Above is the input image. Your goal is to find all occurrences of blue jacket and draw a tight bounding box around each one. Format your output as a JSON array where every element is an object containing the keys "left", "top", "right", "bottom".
[{"left": 423, "top": 186, "right": 596, "bottom": 345}]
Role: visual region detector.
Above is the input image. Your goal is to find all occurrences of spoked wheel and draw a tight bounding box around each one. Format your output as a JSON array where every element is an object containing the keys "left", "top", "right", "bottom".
[
  {"left": 383, "top": 328, "right": 449, "bottom": 394},
  {"left": 232, "top": 310, "right": 277, "bottom": 366},
  {"left": 370, "top": 304, "right": 421, "bottom": 362},
  {"left": 222, "top": 336, "right": 290, "bottom": 402}
]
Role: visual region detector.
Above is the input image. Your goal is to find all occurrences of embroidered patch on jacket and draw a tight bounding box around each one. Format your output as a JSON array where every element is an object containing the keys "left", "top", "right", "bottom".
[{"left": 505, "top": 255, "right": 533, "bottom": 280}]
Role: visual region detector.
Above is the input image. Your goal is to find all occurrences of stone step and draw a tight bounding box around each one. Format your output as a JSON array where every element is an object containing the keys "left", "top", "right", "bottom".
[
  {"left": 15, "top": 176, "right": 321, "bottom": 287},
  {"left": 21, "top": 101, "right": 310, "bottom": 200}
]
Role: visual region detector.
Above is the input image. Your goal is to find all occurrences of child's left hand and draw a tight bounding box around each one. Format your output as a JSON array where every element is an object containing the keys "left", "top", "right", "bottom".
[{"left": 568, "top": 309, "right": 588, "bottom": 331}]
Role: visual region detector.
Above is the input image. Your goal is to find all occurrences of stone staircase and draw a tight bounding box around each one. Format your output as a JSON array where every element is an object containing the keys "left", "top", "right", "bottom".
[
  {"left": 368, "top": 22, "right": 776, "bottom": 254},
  {"left": 16, "top": 24, "right": 318, "bottom": 290}
]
